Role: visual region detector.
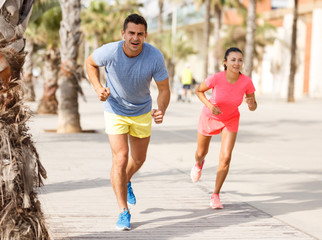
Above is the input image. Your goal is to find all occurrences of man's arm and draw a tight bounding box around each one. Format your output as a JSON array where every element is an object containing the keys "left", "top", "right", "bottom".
[
  {"left": 152, "top": 78, "right": 171, "bottom": 124},
  {"left": 86, "top": 54, "right": 110, "bottom": 101}
]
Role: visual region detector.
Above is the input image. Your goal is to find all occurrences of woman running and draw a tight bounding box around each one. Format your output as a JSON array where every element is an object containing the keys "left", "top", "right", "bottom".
[{"left": 190, "top": 47, "right": 257, "bottom": 209}]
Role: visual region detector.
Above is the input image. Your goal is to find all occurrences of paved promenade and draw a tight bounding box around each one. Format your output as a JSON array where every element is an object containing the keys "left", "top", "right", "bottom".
[{"left": 27, "top": 84, "right": 322, "bottom": 240}]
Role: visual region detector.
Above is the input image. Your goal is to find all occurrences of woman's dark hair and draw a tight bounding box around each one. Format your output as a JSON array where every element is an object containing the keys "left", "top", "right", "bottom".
[
  {"left": 123, "top": 13, "right": 147, "bottom": 32},
  {"left": 223, "top": 47, "right": 243, "bottom": 70}
]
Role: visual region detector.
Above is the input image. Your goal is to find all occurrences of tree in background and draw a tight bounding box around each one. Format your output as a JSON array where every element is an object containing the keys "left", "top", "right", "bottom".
[
  {"left": 150, "top": 31, "right": 196, "bottom": 90},
  {"left": 287, "top": 0, "right": 298, "bottom": 102},
  {"left": 212, "top": 0, "right": 241, "bottom": 73},
  {"left": 158, "top": 0, "right": 164, "bottom": 34},
  {"left": 23, "top": 0, "right": 60, "bottom": 102},
  {"left": 23, "top": 39, "right": 36, "bottom": 101},
  {"left": 37, "top": 48, "right": 61, "bottom": 114},
  {"left": 244, "top": 0, "right": 256, "bottom": 77},
  {"left": 203, "top": 0, "right": 211, "bottom": 79},
  {"left": 220, "top": 9, "right": 275, "bottom": 87},
  {"left": 157, "top": 0, "right": 164, "bottom": 49},
  {"left": 34, "top": 5, "right": 62, "bottom": 114},
  {"left": 212, "top": 0, "right": 225, "bottom": 73},
  {"left": 0, "top": 0, "right": 49, "bottom": 238},
  {"left": 193, "top": 0, "right": 211, "bottom": 79},
  {"left": 57, "top": 0, "right": 82, "bottom": 133}
]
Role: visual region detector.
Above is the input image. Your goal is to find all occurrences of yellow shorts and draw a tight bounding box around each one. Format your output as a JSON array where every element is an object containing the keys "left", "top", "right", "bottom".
[{"left": 104, "top": 111, "right": 152, "bottom": 138}]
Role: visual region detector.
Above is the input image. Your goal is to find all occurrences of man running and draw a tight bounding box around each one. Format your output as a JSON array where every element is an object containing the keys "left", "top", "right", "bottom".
[{"left": 86, "top": 13, "right": 170, "bottom": 230}]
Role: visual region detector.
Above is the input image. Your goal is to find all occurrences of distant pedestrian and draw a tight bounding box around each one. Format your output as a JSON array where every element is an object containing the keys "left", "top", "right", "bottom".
[
  {"left": 86, "top": 13, "right": 170, "bottom": 230},
  {"left": 180, "top": 64, "right": 193, "bottom": 102},
  {"left": 190, "top": 47, "right": 257, "bottom": 209}
]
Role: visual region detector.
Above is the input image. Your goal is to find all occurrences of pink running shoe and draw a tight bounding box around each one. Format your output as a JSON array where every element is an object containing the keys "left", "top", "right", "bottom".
[
  {"left": 210, "top": 193, "right": 223, "bottom": 209},
  {"left": 190, "top": 159, "right": 205, "bottom": 183}
]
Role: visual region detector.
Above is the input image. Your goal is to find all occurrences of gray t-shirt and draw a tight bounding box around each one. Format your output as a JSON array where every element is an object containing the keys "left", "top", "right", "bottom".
[{"left": 92, "top": 41, "right": 168, "bottom": 116}]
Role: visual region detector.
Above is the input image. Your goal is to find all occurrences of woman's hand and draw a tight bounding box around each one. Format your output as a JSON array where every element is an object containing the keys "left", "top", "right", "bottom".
[
  {"left": 195, "top": 82, "right": 222, "bottom": 116},
  {"left": 245, "top": 94, "right": 257, "bottom": 111},
  {"left": 209, "top": 104, "right": 222, "bottom": 116}
]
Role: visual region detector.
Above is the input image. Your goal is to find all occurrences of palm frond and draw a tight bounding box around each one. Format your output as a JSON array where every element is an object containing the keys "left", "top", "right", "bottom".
[
  {"left": 29, "top": 0, "right": 60, "bottom": 23},
  {"left": 19, "top": 0, "right": 35, "bottom": 24},
  {"left": 81, "top": 0, "right": 143, "bottom": 45}
]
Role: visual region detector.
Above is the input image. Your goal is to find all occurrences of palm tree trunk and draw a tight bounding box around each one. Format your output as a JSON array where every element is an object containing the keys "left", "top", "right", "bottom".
[
  {"left": 23, "top": 39, "right": 36, "bottom": 101},
  {"left": 287, "top": 0, "right": 298, "bottom": 102},
  {"left": 58, "top": 0, "right": 82, "bottom": 133},
  {"left": 0, "top": 1, "right": 49, "bottom": 239},
  {"left": 213, "top": 4, "right": 222, "bottom": 73},
  {"left": 203, "top": 0, "right": 211, "bottom": 80},
  {"left": 38, "top": 48, "right": 60, "bottom": 114},
  {"left": 167, "top": 60, "right": 175, "bottom": 90},
  {"left": 157, "top": 0, "right": 164, "bottom": 48},
  {"left": 244, "top": 0, "right": 256, "bottom": 77},
  {"left": 158, "top": 0, "right": 164, "bottom": 33}
]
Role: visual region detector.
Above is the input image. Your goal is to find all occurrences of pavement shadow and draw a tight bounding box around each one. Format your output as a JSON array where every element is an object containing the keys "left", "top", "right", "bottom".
[
  {"left": 38, "top": 167, "right": 196, "bottom": 195},
  {"left": 34, "top": 122, "right": 280, "bottom": 145},
  {"left": 39, "top": 178, "right": 110, "bottom": 195},
  {"left": 36, "top": 131, "right": 108, "bottom": 143},
  {"left": 228, "top": 177, "right": 322, "bottom": 216},
  {"left": 66, "top": 203, "right": 274, "bottom": 240}
]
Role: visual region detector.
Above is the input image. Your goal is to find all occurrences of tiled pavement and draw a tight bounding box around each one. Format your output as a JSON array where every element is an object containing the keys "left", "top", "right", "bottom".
[{"left": 28, "top": 85, "right": 322, "bottom": 239}]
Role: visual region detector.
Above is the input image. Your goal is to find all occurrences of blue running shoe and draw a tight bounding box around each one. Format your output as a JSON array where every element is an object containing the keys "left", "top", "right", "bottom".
[
  {"left": 127, "top": 181, "right": 136, "bottom": 206},
  {"left": 116, "top": 208, "right": 131, "bottom": 230}
]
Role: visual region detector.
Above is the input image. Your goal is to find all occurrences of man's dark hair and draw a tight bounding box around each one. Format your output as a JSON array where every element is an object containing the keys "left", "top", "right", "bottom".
[{"left": 123, "top": 13, "right": 147, "bottom": 32}]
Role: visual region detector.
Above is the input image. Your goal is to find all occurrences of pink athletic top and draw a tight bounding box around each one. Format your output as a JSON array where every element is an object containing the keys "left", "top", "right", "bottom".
[{"left": 202, "top": 71, "right": 255, "bottom": 121}]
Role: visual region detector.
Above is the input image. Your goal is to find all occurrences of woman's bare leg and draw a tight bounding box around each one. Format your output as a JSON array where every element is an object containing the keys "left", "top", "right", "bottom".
[
  {"left": 195, "top": 132, "right": 212, "bottom": 166},
  {"left": 214, "top": 129, "right": 237, "bottom": 194}
]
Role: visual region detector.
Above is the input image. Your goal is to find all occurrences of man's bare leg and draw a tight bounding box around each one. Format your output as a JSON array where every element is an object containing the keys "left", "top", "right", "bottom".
[
  {"left": 108, "top": 134, "right": 129, "bottom": 212},
  {"left": 126, "top": 135, "right": 150, "bottom": 182}
]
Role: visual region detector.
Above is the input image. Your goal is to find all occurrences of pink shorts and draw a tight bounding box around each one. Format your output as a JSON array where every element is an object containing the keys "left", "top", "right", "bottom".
[{"left": 198, "top": 113, "right": 239, "bottom": 135}]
